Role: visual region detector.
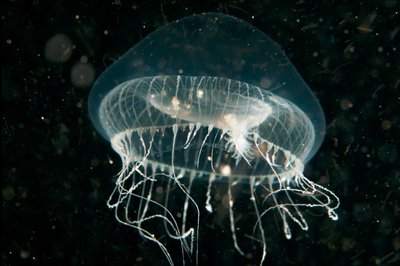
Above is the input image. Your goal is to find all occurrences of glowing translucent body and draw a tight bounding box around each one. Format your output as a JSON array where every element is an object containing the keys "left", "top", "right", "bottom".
[{"left": 89, "top": 13, "right": 339, "bottom": 266}]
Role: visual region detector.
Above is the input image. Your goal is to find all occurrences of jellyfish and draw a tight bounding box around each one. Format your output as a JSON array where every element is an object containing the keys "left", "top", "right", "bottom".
[{"left": 88, "top": 13, "right": 339, "bottom": 265}]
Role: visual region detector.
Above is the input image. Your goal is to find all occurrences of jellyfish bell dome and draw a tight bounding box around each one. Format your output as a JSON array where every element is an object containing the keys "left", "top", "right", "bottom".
[{"left": 88, "top": 12, "right": 326, "bottom": 163}]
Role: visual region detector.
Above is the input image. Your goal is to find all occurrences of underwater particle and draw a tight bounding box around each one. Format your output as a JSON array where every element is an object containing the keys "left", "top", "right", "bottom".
[{"left": 44, "top": 34, "right": 73, "bottom": 63}]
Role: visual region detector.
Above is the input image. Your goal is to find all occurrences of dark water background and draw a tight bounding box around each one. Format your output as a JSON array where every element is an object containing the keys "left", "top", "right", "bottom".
[{"left": 2, "top": 0, "right": 399, "bottom": 265}]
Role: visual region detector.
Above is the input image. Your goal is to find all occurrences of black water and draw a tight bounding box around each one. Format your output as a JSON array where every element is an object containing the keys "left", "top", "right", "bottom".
[{"left": 2, "top": 0, "right": 399, "bottom": 265}]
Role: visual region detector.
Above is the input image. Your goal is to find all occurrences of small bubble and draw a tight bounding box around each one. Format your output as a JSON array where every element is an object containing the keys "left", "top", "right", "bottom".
[
  {"left": 70, "top": 62, "right": 95, "bottom": 88},
  {"left": 20, "top": 250, "right": 29, "bottom": 259},
  {"left": 381, "top": 120, "right": 392, "bottom": 130},
  {"left": 156, "top": 186, "right": 164, "bottom": 194},
  {"left": 340, "top": 99, "right": 353, "bottom": 110},
  {"left": 80, "top": 55, "right": 88, "bottom": 63},
  {"left": 260, "top": 78, "right": 271, "bottom": 88},
  {"left": 44, "top": 34, "right": 73, "bottom": 63}
]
